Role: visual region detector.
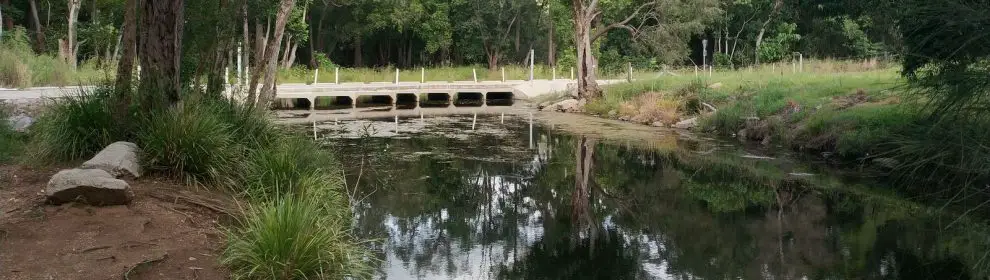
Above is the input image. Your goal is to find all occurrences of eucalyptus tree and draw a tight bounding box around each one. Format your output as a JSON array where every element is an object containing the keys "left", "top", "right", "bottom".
[{"left": 568, "top": 0, "right": 719, "bottom": 99}]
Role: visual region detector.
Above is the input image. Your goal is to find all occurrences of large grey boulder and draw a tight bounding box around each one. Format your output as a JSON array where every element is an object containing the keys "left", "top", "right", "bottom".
[
  {"left": 81, "top": 141, "right": 142, "bottom": 178},
  {"left": 46, "top": 169, "right": 134, "bottom": 205},
  {"left": 674, "top": 117, "right": 698, "bottom": 129},
  {"left": 550, "top": 99, "right": 581, "bottom": 112}
]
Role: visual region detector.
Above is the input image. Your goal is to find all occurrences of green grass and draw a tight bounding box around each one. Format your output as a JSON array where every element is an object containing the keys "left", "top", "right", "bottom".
[
  {"left": 0, "top": 29, "right": 109, "bottom": 88},
  {"left": 239, "top": 137, "right": 345, "bottom": 205},
  {"left": 137, "top": 101, "right": 240, "bottom": 184},
  {"left": 26, "top": 87, "right": 122, "bottom": 162},
  {"left": 222, "top": 195, "right": 373, "bottom": 280},
  {"left": 0, "top": 107, "right": 25, "bottom": 163}
]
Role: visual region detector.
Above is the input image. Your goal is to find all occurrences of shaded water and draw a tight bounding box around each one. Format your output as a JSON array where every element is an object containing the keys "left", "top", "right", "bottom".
[{"left": 310, "top": 112, "right": 990, "bottom": 280}]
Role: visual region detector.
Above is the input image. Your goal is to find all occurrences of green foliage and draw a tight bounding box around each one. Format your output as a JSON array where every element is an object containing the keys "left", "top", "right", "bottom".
[
  {"left": 0, "top": 107, "right": 24, "bottom": 163},
  {"left": 28, "top": 87, "right": 120, "bottom": 162},
  {"left": 314, "top": 52, "right": 335, "bottom": 70},
  {"left": 758, "top": 23, "right": 801, "bottom": 63},
  {"left": 137, "top": 101, "right": 238, "bottom": 184},
  {"left": 239, "top": 137, "right": 345, "bottom": 206},
  {"left": 0, "top": 27, "right": 99, "bottom": 88},
  {"left": 223, "top": 195, "right": 374, "bottom": 280}
]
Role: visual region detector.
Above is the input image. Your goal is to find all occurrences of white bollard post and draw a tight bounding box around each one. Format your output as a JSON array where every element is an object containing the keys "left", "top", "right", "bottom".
[
  {"left": 501, "top": 67, "right": 506, "bottom": 82},
  {"left": 313, "top": 68, "right": 319, "bottom": 84},
  {"left": 421, "top": 67, "right": 425, "bottom": 83},
  {"left": 394, "top": 68, "right": 400, "bottom": 84},
  {"left": 799, "top": 53, "right": 804, "bottom": 72},
  {"left": 709, "top": 65, "right": 713, "bottom": 77},
  {"left": 552, "top": 68, "right": 556, "bottom": 80},
  {"left": 627, "top": 62, "right": 633, "bottom": 82},
  {"left": 236, "top": 45, "right": 243, "bottom": 86},
  {"left": 335, "top": 67, "right": 339, "bottom": 84},
  {"left": 570, "top": 67, "right": 574, "bottom": 80},
  {"left": 473, "top": 68, "right": 478, "bottom": 82},
  {"left": 528, "top": 49, "right": 535, "bottom": 81},
  {"left": 695, "top": 65, "right": 698, "bottom": 76}
]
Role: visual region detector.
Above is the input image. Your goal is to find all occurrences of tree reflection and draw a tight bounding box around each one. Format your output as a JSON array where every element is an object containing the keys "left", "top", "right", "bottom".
[{"left": 332, "top": 124, "right": 989, "bottom": 280}]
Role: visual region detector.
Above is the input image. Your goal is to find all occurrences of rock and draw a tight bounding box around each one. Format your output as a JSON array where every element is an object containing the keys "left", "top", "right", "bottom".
[
  {"left": 46, "top": 169, "right": 133, "bottom": 205},
  {"left": 81, "top": 142, "right": 143, "bottom": 178},
  {"left": 619, "top": 116, "right": 631, "bottom": 121},
  {"left": 551, "top": 99, "right": 581, "bottom": 112},
  {"left": 651, "top": 121, "right": 665, "bottom": 127},
  {"left": 708, "top": 82, "right": 723, "bottom": 89},
  {"left": 537, "top": 101, "right": 553, "bottom": 110},
  {"left": 7, "top": 114, "right": 33, "bottom": 132},
  {"left": 674, "top": 117, "right": 698, "bottom": 129},
  {"left": 607, "top": 110, "right": 617, "bottom": 118}
]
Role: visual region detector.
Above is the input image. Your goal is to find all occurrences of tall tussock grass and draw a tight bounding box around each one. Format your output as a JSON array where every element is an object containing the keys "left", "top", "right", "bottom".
[
  {"left": 28, "top": 87, "right": 121, "bottom": 162},
  {"left": 222, "top": 195, "right": 374, "bottom": 280},
  {"left": 138, "top": 101, "right": 240, "bottom": 184}
]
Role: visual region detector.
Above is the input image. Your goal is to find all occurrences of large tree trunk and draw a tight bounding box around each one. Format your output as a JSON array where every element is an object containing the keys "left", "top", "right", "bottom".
[
  {"left": 286, "top": 41, "right": 298, "bottom": 69},
  {"left": 250, "top": 0, "right": 296, "bottom": 108},
  {"left": 114, "top": 0, "right": 137, "bottom": 94},
  {"left": 0, "top": 0, "right": 12, "bottom": 31},
  {"left": 571, "top": 0, "right": 600, "bottom": 99},
  {"left": 28, "top": 0, "right": 45, "bottom": 52},
  {"left": 547, "top": 16, "right": 555, "bottom": 67},
  {"left": 138, "top": 0, "right": 184, "bottom": 110},
  {"left": 62, "top": 0, "right": 82, "bottom": 69}
]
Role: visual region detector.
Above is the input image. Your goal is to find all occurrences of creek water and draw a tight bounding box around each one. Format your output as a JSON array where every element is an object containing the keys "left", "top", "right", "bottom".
[{"left": 300, "top": 109, "right": 988, "bottom": 280}]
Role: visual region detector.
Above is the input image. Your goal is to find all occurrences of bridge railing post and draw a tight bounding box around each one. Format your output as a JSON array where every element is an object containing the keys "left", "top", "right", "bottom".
[
  {"left": 335, "top": 67, "right": 339, "bottom": 84},
  {"left": 501, "top": 67, "right": 505, "bottom": 82},
  {"left": 313, "top": 68, "right": 319, "bottom": 85},
  {"left": 394, "top": 68, "right": 399, "bottom": 84},
  {"left": 421, "top": 67, "right": 425, "bottom": 83},
  {"left": 473, "top": 68, "right": 478, "bottom": 83}
]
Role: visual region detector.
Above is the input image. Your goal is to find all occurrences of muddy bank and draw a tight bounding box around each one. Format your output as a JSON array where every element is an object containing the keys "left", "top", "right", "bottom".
[{"left": 0, "top": 165, "right": 232, "bottom": 280}]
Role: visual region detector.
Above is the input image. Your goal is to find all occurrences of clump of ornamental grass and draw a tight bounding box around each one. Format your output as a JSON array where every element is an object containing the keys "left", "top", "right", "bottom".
[
  {"left": 27, "top": 86, "right": 121, "bottom": 162},
  {"left": 238, "top": 136, "right": 345, "bottom": 205},
  {"left": 137, "top": 100, "right": 239, "bottom": 184},
  {"left": 222, "top": 195, "right": 374, "bottom": 280}
]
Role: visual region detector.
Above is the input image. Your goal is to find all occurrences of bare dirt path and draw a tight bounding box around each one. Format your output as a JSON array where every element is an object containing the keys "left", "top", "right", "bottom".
[{"left": 0, "top": 165, "right": 232, "bottom": 280}]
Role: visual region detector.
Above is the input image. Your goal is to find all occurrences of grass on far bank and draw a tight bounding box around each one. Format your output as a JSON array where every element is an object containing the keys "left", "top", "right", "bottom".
[
  {"left": 0, "top": 28, "right": 110, "bottom": 89},
  {"left": 593, "top": 59, "right": 990, "bottom": 197},
  {"left": 276, "top": 64, "right": 653, "bottom": 84},
  {"left": 21, "top": 85, "right": 373, "bottom": 279}
]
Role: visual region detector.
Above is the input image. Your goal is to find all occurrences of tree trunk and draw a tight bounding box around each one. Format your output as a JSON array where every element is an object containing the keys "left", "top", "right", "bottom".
[
  {"left": 353, "top": 39, "right": 363, "bottom": 67},
  {"left": 755, "top": 0, "right": 784, "bottom": 65},
  {"left": 242, "top": 1, "right": 250, "bottom": 77},
  {"left": 486, "top": 51, "right": 499, "bottom": 71},
  {"left": 0, "top": 0, "right": 12, "bottom": 31},
  {"left": 286, "top": 41, "right": 298, "bottom": 69},
  {"left": 571, "top": 0, "right": 601, "bottom": 99},
  {"left": 28, "top": 0, "right": 45, "bottom": 52},
  {"left": 138, "top": 0, "right": 184, "bottom": 110},
  {"left": 114, "top": 0, "right": 137, "bottom": 94},
  {"left": 547, "top": 17, "right": 555, "bottom": 66},
  {"left": 250, "top": 0, "right": 296, "bottom": 108},
  {"left": 63, "top": 0, "right": 82, "bottom": 69},
  {"left": 279, "top": 35, "right": 291, "bottom": 69}
]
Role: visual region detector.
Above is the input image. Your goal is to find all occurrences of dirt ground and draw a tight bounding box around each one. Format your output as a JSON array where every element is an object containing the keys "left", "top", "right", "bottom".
[{"left": 0, "top": 165, "right": 233, "bottom": 280}]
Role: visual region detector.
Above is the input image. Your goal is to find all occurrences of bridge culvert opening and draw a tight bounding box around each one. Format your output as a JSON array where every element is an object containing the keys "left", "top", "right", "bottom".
[
  {"left": 454, "top": 92, "right": 484, "bottom": 107},
  {"left": 271, "top": 98, "right": 310, "bottom": 110},
  {"left": 485, "top": 92, "right": 514, "bottom": 106},
  {"left": 314, "top": 96, "right": 353, "bottom": 110},
  {"left": 355, "top": 95, "right": 394, "bottom": 108},
  {"left": 395, "top": 93, "right": 419, "bottom": 110},
  {"left": 420, "top": 93, "right": 451, "bottom": 108}
]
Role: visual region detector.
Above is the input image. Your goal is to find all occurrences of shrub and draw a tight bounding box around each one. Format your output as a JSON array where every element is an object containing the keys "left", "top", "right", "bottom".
[
  {"left": 222, "top": 196, "right": 373, "bottom": 280},
  {"left": 28, "top": 87, "right": 120, "bottom": 162},
  {"left": 137, "top": 102, "right": 238, "bottom": 184},
  {"left": 0, "top": 106, "right": 24, "bottom": 163}
]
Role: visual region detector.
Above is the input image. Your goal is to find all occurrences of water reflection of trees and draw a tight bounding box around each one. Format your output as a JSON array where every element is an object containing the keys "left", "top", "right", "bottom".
[{"left": 343, "top": 128, "right": 989, "bottom": 279}]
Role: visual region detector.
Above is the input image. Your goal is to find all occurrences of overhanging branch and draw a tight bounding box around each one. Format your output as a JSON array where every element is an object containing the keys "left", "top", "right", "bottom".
[{"left": 590, "top": 1, "right": 657, "bottom": 42}]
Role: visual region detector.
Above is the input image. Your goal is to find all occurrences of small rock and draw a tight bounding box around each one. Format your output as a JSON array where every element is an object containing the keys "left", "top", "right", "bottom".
[
  {"left": 708, "top": 82, "right": 723, "bottom": 89},
  {"left": 81, "top": 142, "right": 143, "bottom": 178},
  {"left": 674, "top": 117, "right": 698, "bottom": 129},
  {"left": 7, "top": 114, "right": 33, "bottom": 132},
  {"left": 651, "top": 121, "right": 665, "bottom": 127},
  {"left": 619, "top": 116, "right": 630, "bottom": 121},
  {"left": 551, "top": 99, "right": 581, "bottom": 112},
  {"left": 607, "top": 110, "right": 617, "bottom": 118},
  {"left": 46, "top": 169, "right": 133, "bottom": 206},
  {"left": 537, "top": 101, "right": 553, "bottom": 110}
]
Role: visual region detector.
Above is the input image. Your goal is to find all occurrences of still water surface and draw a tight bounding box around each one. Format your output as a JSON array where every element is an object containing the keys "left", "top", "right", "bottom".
[{"left": 306, "top": 112, "right": 988, "bottom": 280}]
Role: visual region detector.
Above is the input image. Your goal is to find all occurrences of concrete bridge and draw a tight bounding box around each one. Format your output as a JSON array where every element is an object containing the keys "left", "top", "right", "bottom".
[{"left": 0, "top": 79, "right": 627, "bottom": 105}]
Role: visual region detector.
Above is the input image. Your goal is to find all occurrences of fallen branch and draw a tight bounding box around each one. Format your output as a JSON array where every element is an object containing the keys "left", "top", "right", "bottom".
[{"left": 123, "top": 252, "right": 168, "bottom": 280}]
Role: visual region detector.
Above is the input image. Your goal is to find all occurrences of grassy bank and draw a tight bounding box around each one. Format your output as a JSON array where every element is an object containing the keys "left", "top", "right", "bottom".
[
  {"left": 18, "top": 87, "right": 372, "bottom": 279},
  {"left": 0, "top": 29, "right": 109, "bottom": 89},
  {"left": 591, "top": 60, "right": 989, "bottom": 198}
]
